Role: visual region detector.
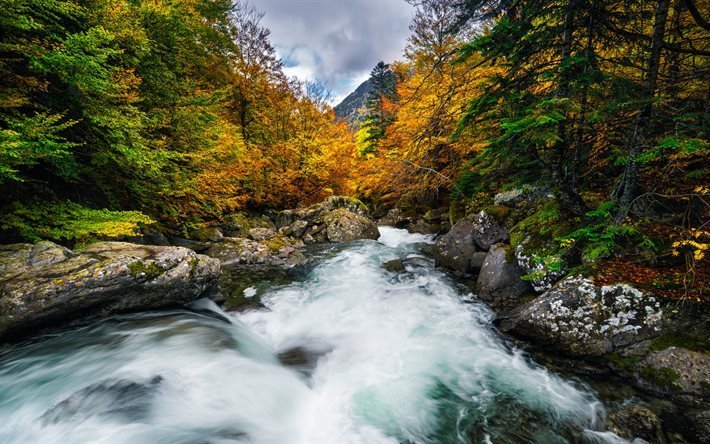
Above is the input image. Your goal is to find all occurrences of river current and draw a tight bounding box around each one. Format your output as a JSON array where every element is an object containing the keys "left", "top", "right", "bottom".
[{"left": 0, "top": 228, "right": 626, "bottom": 443}]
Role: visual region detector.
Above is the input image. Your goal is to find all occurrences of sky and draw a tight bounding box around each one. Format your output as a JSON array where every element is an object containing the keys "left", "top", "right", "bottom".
[{"left": 252, "top": 0, "right": 415, "bottom": 103}]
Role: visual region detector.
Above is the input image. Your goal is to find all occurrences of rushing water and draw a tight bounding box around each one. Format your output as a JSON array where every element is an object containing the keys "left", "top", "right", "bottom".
[{"left": 0, "top": 228, "right": 624, "bottom": 443}]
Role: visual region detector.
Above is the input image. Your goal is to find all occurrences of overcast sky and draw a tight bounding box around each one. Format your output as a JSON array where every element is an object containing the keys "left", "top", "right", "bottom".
[{"left": 252, "top": 0, "right": 415, "bottom": 103}]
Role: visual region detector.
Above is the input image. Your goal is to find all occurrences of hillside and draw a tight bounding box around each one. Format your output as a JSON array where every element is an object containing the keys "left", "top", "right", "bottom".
[{"left": 333, "top": 79, "right": 372, "bottom": 127}]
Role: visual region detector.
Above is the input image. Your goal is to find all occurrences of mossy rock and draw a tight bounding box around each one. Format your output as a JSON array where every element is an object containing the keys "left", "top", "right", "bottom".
[{"left": 127, "top": 260, "right": 165, "bottom": 279}]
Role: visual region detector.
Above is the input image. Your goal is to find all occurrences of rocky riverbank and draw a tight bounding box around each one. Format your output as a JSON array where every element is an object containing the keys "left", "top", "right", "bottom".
[
  {"left": 422, "top": 199, "right": 708, "bottom": 443},
  {"left": 0, "top": 196, "right": 380, "bottom": 343}
]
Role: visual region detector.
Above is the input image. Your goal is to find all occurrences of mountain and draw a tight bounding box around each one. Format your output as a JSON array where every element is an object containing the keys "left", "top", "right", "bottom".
[{"left": 333, "top": 79, "right": 372, "bottom": 128}]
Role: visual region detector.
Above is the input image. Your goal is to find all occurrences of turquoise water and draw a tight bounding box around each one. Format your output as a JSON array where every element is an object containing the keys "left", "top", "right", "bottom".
[{"left": 0, "top": 228, "right": 622, "bottom": 443}]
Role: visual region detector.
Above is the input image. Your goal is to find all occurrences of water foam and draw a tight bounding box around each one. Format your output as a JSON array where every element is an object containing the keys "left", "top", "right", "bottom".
[{"left": 0, "top": 227, "right": 623, "bottom": 443}]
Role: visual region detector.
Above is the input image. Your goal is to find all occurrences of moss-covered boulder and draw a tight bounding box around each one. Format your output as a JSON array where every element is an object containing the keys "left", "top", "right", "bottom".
[
  {"left": 205, "top": 236, "right": 307, "bottom": 267},
  {"left": 323, "top": 209, "right": 380, "bottom": 242},
  {"left": 0, "top": 241, "right": 220, "bottom": 342}
]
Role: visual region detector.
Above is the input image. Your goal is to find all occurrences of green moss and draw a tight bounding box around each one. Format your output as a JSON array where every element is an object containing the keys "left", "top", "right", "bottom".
[
  {"left": 649, "top": 333, "right": 708, "bottom": 354},
  {"left": 188, "top": 258, "right": 199, "bottom": 278},
  {"left": 607, "top": 352, "right": 642, "bottom": 371},
  {"left": 640, "top": 365, "right": 681, "bottom": 391},
  {"left": 509, "top": 200, "right": 562, "bottom": 252},
  {"left": 482, "top": 205, "right": 512, "bottom": 223},
  {"left": 502, "top": 244, "right": 516, "bottom": 264},
  {"left": 266, "top": 236, "right": 287, "bottom": 253},
  {"left": 128, "top": 260, "right": 164, "bottom": 279}
]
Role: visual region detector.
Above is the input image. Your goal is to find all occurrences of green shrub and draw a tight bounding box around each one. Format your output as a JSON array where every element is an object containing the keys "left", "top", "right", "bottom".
[{"left": 1, "top": 200, "right": 154, "bottom": 246}]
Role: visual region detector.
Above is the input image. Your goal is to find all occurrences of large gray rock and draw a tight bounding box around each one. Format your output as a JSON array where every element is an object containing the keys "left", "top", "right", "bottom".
[
  {"left": 0, "top": 241, "right": 220, "bottom": 342},
  {"left": 205, "top": 237, "right": 306, "bottom": 267},
  {"left": 500, "top": 277, "right": 665, "bottom": 358},
  {"left": 275, "top": 196, "right": 369, "bottom": 228},
  {"left": 476, "top": 244, "right": 531, "bottom": 311},
  {"left": 248, "top": 227, "right": 277, "bottom": 241},
  {"left": 323, "top": 209, "right": 380, "bottom": 242},
  {"left": 637, "top": 347, "right": 709, "bottom": 399},
  {"left": 433, "top": 211, "right": 508, "bottom": 274}
]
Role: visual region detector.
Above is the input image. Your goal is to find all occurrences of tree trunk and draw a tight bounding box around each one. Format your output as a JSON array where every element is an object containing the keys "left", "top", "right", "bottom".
[
  {"left": 615, "top": 0, "right": 671, "bottom": 223},
  {"left": 552, "top": 0, "right": 587, "bottom": 215}
]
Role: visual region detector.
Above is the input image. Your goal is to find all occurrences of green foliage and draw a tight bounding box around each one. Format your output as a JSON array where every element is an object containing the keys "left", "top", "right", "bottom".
[
  {"left": 558, "top": 201, "right": 656, "bottom": 261},
  {"left": 1, "top": 201, "right": 153, "bottom": 246},
  {"left": 0, "top": 112, "right": 78, "bottom": 182}
]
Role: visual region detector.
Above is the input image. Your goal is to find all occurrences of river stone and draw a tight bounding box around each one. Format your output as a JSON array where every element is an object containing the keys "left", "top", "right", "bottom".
[
  {"left": 191, "top": 227, "right": 224, "bottom": 243},
  {"left": 433, "top": 211, "right": 508, "bottom": 274},
  {"left": 637, "top": 347, "right": 710, "bottom": 398},
  {"left": 476, "top": 244, "right": 531, "bottom": 311},
  {"left": 0, "top": 242, "right": 220, "bottom": 342},
  {"left": 40, "top": 376, "right": 164, "bottom": 425},
  {"left": 323, "top": 209, "right": 380, "bottom": 242},
  {"left": 205, "top": 237, "right": 307, "bottom": 267},
  {"left": 377, "top": 208, "right": 411, "bottom": 228},
  {"left": 500, "top": 277, "right": 665, "bottom": 358},
  {"left": 281, "top": 220, "right": 309, "bottom": 238},
  {"left": 383, "top": 259, "right": 406, "bottom": 273},
  {"left": 248, "top": 227, "right": 277, "bottom": 241},
  {"left": 276, "top": 196, "right": 369, "bottom": 228},
  {"left": 607, "top": 405, "right": 666, "bottom": 444}
]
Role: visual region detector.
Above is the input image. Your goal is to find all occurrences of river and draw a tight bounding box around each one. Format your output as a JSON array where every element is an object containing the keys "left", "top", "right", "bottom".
[{"left": 0, "top": 227, "right": 625, "bottom": 443}]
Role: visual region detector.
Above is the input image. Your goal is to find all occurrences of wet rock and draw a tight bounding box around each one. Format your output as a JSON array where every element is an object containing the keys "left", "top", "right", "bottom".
[
  {"left": 323, "top": 209, "right": 380, "bottom": 242},
  {"left": 377, "top": 208, "right": 411, "bottom": 228},
  {"left": 248, "top": 227, "right": 277, "bottom": 241},
  {"left": 276, "top": 196, "right": 369, "bottom": 229},
  {"left": 191, "top": 227, "right": 224, "bottom": 243},
  {"left": 205, "top": 236, "right": 307, "bottom": 267},
  {"left": 40, "top": 376, "right": 164, "bottom": 425},
  {"left": 476, "top": 244, "right": 531, "bottom": 312},
  {"left": 383, "top": 259, "right": 405, "bottom": 273},
  {"left": 500, "top": 277, "right": 665, "bottom": 358},
  {"left": 281, "top": 220, "right": 309, "bottom": 238},
  {"left": 637, "top": 347, "right": 710, "bottom": 399},
  {"left": 607, "top": 405, "right": 666, "bottom": 444},
  {"left": 277, "top": 345, "right": 332, "bottom": 379},
  {"left": 169, "top": 236, "right": 210, "bottom": 253},
  {"left": 0, "top": 242, "right": 220, "bottom": 342},
  {"left": 407, "top": 219, "right": 435, "bottom": 234},
  {"left": 433, "top": 211, "right": 508, "bottom": 274}
]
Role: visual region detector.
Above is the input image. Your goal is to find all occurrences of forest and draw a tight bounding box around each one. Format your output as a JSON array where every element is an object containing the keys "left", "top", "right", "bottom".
[{"left": 1, "top": 0, "right": 708, "bottom": 299}]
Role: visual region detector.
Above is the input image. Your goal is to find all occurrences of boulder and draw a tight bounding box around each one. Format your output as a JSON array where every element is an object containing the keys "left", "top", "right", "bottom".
[
  {"left": 191, "top": 226, "right": 224, "bottom": 243},
  {"left": 500, "top": 277, "right": 665, "bottom": 358},
  {"left": 205, "top": 236, "right": 307, "bottom": 267},
  {"left": 0, "top": 242, "right": 220, "bottom": 342},
  {"left": 475, "top": 244, "right": 531, "bottom": 311},
  {"left": 407, "top": 219, "right": 435, "bottom": 234},
  {"left": 468, "top": 211, "right": 509, "bottom": 250},
  {"left": 281, "top": 220, "right": 309, "bottom": 238},
  {"left": 607, "top": 405, "right": 666, "bottom": 444},
  {"left": 637, "top": 347, "right": 709, "bottom": 399},
  {"left": 275, "top": 196, "right": 369, "bottom": 229},
  {"left": 248, "top": 227, "right": 277, "bottom": 241},
  {"left": 383, "top": 259, "right": 405, "bottom": 273},
  {"left": 433, "top": 211, "right": 508, "bottom": 274},
  {"left": 377, "top": 208, "right": 411, "bottom": 228},
  {"left": 323, "top": 209, "right": 380, "bottom": 242}
]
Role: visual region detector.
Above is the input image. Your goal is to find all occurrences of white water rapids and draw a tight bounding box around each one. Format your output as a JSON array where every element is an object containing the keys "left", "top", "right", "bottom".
[{"left": 0, "top": 228, "right": 625, "bottom": 443}]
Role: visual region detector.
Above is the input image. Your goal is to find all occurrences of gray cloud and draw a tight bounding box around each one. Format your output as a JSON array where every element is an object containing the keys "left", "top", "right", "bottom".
[{"left": 252, "top": 0, "right": 414, "bottom": 101}]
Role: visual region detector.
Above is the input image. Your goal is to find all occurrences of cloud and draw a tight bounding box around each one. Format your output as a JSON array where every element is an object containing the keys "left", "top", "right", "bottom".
[{"left": 252, "top": 0, "right": 414, "bottom": 102}]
